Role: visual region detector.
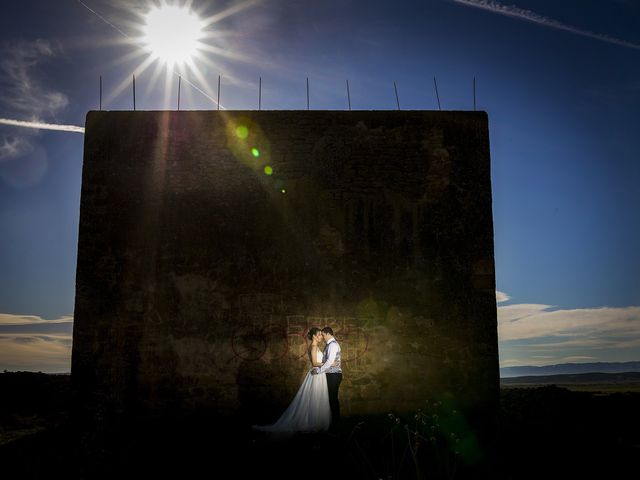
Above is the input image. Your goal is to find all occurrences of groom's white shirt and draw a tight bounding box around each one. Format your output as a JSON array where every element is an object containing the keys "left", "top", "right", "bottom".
[{"left": 318, "top": 338, "right": 341, "bottom": 374}]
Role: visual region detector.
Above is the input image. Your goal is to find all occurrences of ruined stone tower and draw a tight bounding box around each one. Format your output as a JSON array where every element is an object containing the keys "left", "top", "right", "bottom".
[{"left": 71, "top": 110, "right": 498, "bottom": 462}]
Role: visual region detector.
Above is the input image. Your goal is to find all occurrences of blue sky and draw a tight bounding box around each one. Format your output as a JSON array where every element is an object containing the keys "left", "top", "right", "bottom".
[{"left": 1, "top": 0, "right": 639, "bottom": 372}]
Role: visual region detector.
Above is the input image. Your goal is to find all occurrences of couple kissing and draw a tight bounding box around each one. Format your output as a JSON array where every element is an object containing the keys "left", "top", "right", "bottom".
[{"left": 253, "top": 326, "right": 342, "bottom": 434}]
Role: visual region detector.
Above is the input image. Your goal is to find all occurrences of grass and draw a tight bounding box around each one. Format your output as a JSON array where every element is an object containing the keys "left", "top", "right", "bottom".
[
  {"left": 1, "top": 373, "right": 639, "bottom": 479},
  {"left": 502, "top": 383, "right": 640, "bottom": 393}
]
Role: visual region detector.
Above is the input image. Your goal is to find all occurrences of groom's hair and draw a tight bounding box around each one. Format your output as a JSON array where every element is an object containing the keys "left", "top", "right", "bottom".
[{"left": 321, "top": 326, "right": 334, "bottom": 336}]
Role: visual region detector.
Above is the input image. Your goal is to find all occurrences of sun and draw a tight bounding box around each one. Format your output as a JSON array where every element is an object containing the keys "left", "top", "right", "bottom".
[{"left": 142, "top": 4, "right": 205, "bottom": 67}]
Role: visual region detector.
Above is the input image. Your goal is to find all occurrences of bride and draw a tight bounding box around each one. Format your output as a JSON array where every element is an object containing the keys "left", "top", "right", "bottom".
[{"left": 253, "top": 327, "right": 331, "bottom": 433}]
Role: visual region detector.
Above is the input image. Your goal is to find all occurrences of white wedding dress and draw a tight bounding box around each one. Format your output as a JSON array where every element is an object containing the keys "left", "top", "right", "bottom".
[{"left": 253, "top": 349, "right": 331, "bottom": 433}]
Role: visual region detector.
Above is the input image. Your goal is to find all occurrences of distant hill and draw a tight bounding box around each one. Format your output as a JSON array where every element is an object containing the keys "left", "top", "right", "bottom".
[{"left": 500, "top": 361, "right": 640, "bottom": 378}]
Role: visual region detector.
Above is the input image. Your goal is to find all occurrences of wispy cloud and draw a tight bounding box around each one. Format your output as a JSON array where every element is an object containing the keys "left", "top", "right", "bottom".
[
  {"left": 0, "top": 118, "right": 84, "bottom": 134},
  {"left": 498, "top": 304, "right": 640, "bottom": 342},
  {"left": 496, "top": 290, "right": 510, "bottom": 303},
  {"left": 0, "top": 335, "right": 72, "bottom": 373},
  {"left": 450, "top": 0, "right": 640, "bottom": 50},
  {"left": 0, "top": 313, "right": 73, "bottom": 373},
  {"left": 0, "top": 135, "right": 32, "bottom": 162},
  {"left": 0, "top": 39, "right": 73, "bottom": 187},
  {"left": 497, "top": 296, "right": 640, "bottom": 366},
  {"left": 0, "top": 313, "right": 73, "bottom": 325},
  {"left": 0, "top": 39, "right": 69, "bottom": 120}
]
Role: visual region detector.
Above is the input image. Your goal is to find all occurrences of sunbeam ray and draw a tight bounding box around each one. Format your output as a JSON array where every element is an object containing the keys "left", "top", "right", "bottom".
[
  {"left": 200, "top": 0, "right": 261, "bottom": 27},
  {"left": 145, "top": 60, "right": 166, "bottom": 97},
  {"left": 162, "top": 67, "right": 174, "bottom": 110},
  {"left": 183, "top": 62, "right": 218, "bottom": 107},
  {"left": 74, "top": 0, "right": 261, "bottom": 109},
  {"left": 198, "top": 43, "right": 253, "bottom": 63},
  {"left": 104, "top": 55, "right": 156, "bottom": 106}
]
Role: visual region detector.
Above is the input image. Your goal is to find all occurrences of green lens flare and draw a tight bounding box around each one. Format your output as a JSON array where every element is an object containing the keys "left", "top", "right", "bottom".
[
  {"left": 235, "top": 125, "right": 248, "bottom": 139},
  {"left": 252, "top": 147, "right": 260, "bottom": 157},
  {"left": 264, "top": 165, "right": 273, "bottom": 175},
  {"left": 281, "top": 188, "right": 286, "bottom": 193}
]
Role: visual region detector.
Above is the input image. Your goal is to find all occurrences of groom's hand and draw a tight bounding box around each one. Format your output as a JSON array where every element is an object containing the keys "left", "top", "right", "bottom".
[{"left": 311, "top": 367, "right": 319, "bottom": 375}]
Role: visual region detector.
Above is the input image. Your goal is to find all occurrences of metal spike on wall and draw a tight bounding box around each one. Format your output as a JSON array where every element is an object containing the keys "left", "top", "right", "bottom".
[
  {"left": 473, "top": 76, "right": 476, "bottom": 111},
  {"left": 90, "top": 74, "right": 484, "bottom": 112},
  {"left": 394, "top": 81, "right": 400, "bottom": 110}
]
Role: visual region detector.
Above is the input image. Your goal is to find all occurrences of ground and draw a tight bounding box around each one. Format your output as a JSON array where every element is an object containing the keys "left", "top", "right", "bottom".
[{"left": 1, "top": 372, "right": 639, "bottom": 479}]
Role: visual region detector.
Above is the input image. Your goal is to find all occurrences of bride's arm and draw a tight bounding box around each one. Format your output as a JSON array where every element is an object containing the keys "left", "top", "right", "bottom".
[{"left": 317, "top": 342, "right": 337, "bottom": 374}]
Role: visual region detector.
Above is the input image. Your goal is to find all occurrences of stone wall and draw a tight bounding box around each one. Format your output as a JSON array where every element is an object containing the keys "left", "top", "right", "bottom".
[{"left": 71, "top": 110, "right": 498, "bottom": 435}]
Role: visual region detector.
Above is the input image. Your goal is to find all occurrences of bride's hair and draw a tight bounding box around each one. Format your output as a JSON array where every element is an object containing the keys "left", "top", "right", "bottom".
[{"left": 306, "top": 327, "right": 320, "bottom": 340}]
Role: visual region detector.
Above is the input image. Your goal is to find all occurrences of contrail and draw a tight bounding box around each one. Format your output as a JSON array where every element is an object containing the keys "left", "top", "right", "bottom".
[
  {"left": 75, "top": 0, "right": 130, "bottom": 38},
  {"left": 450, "top": 0, "right": 640, "bottom": 50},
  {"left": 0, "top": 118, "right": 85, "bottom": 134}
]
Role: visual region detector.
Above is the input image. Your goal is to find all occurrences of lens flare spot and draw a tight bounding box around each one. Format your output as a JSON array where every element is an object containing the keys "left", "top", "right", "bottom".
[
  {"left": 264, "top": 165, "right": 273, "bottom": 175},
  {"left": 281, "top": 188, "right": 286, "bottom": 193},
  {"left": 252, "top": 148, "right": 260, "bottom": 157},
  {"left": 235, "top": 125, "right": 249, "bottom": 139}
]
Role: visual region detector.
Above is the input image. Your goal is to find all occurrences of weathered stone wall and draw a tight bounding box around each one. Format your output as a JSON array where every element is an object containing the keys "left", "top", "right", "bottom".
[{"left": 71, "top": 111, "right": 498, "bottom": 434}]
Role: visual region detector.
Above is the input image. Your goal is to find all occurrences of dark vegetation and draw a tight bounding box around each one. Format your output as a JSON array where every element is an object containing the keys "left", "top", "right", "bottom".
[
  {"left": 501, "top": 371, "right": 640, "bottom": 391},
  {"left": 0, "top": 372, "right": 638, "bottom": 479}
]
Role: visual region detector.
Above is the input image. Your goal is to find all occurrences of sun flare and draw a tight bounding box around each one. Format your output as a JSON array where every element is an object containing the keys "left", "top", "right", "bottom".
[
  {"left": 142, "top": 5, "right": 205, "bottom": 66},
  {"left": 98, "top": 0, "right": 259, "bottom": 108}
]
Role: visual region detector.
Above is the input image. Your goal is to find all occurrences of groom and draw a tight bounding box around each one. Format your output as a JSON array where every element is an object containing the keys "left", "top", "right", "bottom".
[{"left": 312, "top": 326, "right": 342, "bottom": 431}]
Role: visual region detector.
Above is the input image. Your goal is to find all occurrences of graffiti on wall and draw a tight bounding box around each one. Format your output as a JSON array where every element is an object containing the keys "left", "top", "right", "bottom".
[{"left": 229, "top": 314, "right": 370, "bottom": 364}]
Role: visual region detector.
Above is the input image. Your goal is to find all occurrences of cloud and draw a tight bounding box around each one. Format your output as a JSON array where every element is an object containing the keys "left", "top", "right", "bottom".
[
  {"left": 0, "top": 313, "right": 73, "bottom": 373},
  {"left": 0, "top": 313, "right": 73, "bottom": 325},
  {"left": 498, "top": 304, "right": 640, "bottom": 342},
  {"left": 0, "top": 135, "right": 33, "bottom": 162},
  {"left": 497, "top": 298, "right": 640, "bottom": 366},
  {"left": 0, "top": 39, "right": 68, "bottom": 119},
  {"left": 450, "top": 0, "right": 640, "bottom": 50},
  {"left": 0, "top": 313, "right": 38, "bottom": 324},
  {"left": 0, "top": 334, "right": 72, "bottom": 373},
  {"left": 0, "top": 313, "right": 73, "bottom": 335},
  {"left": 496, "top": 290, "right": 510, "bottom": 303},
  {"left": 0, "top": 118, "right": 84, "bottom": 134},
  {"left": 497, "top": 303, "right": 550, "bottom": 325},
  {"left": 0, "top": 39, "right": 74, "bottom": 186},
  {"left": 559, "top": 356, "right": 599, "bottom": 362}
]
